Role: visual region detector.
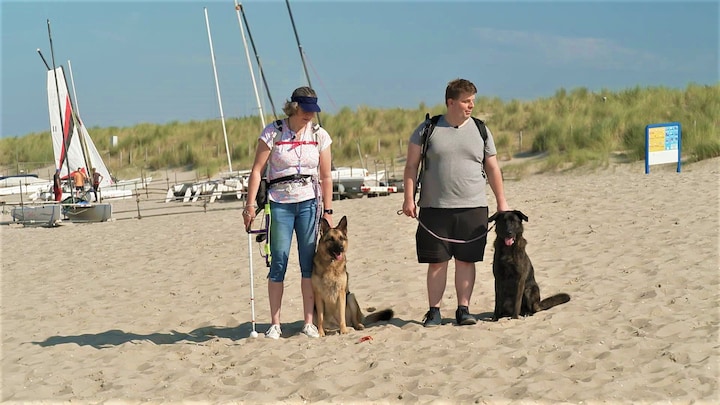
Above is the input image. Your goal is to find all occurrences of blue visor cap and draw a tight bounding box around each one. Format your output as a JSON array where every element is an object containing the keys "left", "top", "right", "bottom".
[{"left": 292, "top": 96, "right": 321, "bottom": 112}]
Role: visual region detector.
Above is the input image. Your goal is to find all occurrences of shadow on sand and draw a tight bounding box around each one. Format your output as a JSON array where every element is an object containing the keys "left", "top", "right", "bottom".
[{"left": 31, "top": 317, "right": 415, "bottom": 348}]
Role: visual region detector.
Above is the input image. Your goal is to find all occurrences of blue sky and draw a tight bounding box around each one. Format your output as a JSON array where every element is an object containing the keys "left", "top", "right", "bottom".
[{"left": 1, "top": 0, "right": 718, "bottom": 138}]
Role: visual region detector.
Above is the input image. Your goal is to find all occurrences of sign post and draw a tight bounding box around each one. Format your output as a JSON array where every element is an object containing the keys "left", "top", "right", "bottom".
[{"left": 645, "top": 122, "right": 681, "bottom": 174}]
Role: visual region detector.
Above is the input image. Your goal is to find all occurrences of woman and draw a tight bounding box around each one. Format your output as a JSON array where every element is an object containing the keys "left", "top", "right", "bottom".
[{"left": 243, "top": 86, "right": 333, "bottom": 339}]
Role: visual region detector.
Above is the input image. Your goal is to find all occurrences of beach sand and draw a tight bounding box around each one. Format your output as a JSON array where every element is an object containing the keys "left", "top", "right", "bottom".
[{"left": 1, "top": 158, "right": 718, "bottom": 404}]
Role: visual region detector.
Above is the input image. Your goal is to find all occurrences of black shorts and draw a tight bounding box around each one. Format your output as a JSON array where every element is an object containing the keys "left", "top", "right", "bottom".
[{"left": 415, "top": 207, "right": 489, "bottom": 263}]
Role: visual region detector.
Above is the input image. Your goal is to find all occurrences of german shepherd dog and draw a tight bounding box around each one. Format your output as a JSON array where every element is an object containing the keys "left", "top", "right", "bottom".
[
  {"left": 311, "top": 216, "right": 393, "bottom": 336},
  {"left": 488, "top": 211, "right": 570, "bottom": 320}
]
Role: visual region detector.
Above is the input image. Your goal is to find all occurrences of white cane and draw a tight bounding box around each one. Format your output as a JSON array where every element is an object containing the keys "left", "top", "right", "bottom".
[{"left": 247, "top": 231, "right": 258, "bottom": 338}]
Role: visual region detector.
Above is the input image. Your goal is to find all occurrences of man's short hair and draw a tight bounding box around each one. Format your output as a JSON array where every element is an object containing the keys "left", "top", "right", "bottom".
[{"left": 445, "top": 78, "right": 477, "bottom": 103}]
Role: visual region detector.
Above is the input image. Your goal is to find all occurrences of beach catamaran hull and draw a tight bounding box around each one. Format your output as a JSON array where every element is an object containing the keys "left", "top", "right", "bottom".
[
  {"left": 62, "top": 202, "right": 112, "bottom": 223},
  {"left": 331, "top": 168, "right": 386, "bottom": 199},
  {"left": 0, "top": 175, "right": 52, "bottom": 197},
  {"left": 10, "top": 204, "right": 63, "bottom": 227}
]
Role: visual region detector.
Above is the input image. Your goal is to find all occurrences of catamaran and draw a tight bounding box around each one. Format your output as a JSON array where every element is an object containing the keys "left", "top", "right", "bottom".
[
  {"left": 41, "top": 64, "right": 115, "bottom": 222},
  {"left": 15, "top": 21, "right": 120, "bottom": 223}
]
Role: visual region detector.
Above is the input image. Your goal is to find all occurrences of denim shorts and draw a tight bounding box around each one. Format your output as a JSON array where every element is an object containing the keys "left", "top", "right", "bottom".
[
  {"left": 416, "top": 207, "right": 489, "bottom": 263},
  {"left": 267, "top": 199, "right": 318, "bottom": 282}
]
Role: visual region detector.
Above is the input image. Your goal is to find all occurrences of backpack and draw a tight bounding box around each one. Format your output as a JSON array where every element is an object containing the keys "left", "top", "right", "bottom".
[
  {"left": 415, "top": 113, "right": 489, "bottom": 201},
  {"left": 255, "top": 119, "right": 320, "bottom": 208}
]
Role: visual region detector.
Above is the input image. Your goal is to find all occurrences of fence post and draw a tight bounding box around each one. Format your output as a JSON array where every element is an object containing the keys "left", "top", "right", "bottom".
[{"left": 519, "top": 131, "right": 523, "bottom": 152}]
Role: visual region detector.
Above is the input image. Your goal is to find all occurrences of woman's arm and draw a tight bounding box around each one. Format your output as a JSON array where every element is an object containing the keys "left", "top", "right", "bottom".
[
  {"left": 243, "top": 140, "right": 271, "bottom": 231},
  {"left": 318, "top": 146, "right": 333, "bottom": 226}
]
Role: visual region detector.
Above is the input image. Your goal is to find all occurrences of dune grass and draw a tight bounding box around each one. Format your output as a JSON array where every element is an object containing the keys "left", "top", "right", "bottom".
[{"left": 2, "top": 83, "right": 718, "bottom": 179}]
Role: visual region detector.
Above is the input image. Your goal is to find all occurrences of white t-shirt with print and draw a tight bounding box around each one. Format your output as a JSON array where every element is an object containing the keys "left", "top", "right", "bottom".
[{"left": 259, "top": 119, "right": 331, "bottom": 204}]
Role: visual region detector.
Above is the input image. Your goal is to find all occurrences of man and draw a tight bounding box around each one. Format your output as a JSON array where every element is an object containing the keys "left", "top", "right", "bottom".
[
  {"left": 91, "top": 167, "right": 103, "bottom": 202},
  {"left": 401, "top": 78, "right": 510, "bottom": 327},
  {"left": 52, "top": 169, "right": 63, "bottom": 202},
  {"left": 72, "top": 167, "right": 88, "bottom": 199}
]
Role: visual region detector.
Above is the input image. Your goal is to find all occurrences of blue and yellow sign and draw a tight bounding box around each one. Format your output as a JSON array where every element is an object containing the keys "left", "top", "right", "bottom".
[{"left": 645, "top": 122, "right": 681, "bottom": 174}]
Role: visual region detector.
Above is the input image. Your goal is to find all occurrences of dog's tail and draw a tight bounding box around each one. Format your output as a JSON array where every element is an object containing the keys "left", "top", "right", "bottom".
[
  {"left": 362, "top": 308, "right": 394, "bottom": 325},
  {"left": 539, "top": 293, "right": 571, "bottom": 311}
]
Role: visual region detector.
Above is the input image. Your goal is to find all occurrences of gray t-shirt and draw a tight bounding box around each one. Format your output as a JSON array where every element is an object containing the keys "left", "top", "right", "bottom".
[{"left": 409, "top": 115, "right": 497, "bottom": 208}]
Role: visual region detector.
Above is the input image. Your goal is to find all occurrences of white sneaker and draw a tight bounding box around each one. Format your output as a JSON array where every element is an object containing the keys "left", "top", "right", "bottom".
[
  {"left": 301, "top": 323, "right": 320, "bottom": 338},
  {"left": 265, "top": 324, "right": 281, "bottom": 339}
]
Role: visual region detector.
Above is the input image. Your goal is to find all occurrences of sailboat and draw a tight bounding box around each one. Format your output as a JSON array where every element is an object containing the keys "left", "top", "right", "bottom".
[{"left": 45, "top": 65, "right": 114, "bottom": 222}]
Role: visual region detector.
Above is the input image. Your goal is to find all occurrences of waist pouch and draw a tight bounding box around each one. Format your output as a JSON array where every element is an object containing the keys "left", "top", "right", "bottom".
[{"left": 268, "top": 174, "right": 312, "bottom": 187}]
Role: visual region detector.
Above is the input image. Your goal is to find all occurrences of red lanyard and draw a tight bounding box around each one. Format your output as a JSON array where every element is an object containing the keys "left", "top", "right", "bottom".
[{"left": 274, "top": 140, "right": 318, "bottom": 146}]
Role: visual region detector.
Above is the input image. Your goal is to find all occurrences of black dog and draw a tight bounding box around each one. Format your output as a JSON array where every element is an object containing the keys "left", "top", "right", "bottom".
[{"left": 489, "top": 210, "right": 570, "bottom": 320}]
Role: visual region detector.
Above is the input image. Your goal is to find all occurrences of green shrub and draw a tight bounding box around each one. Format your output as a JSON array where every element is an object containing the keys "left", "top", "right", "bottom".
[{"left": 2, "top": 83, "right": 717, "bottom": 176}]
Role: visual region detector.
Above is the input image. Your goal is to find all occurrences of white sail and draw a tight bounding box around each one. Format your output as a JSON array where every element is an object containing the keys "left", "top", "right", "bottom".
[{"left": 47, "top": 66, "right": 113, "bottom": 188}]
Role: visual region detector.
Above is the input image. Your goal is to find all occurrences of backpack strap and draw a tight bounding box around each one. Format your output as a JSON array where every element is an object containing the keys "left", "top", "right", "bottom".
[
  {"left": 415, "top": 113, "right": 439, "bottom": 202},
  {"left": 263, "top": 119, "right": 285, "bottom": 175},
  {"left": 471, "top": 117, "right": 488, "bottom": 165},
  {"left": 258, "top": 119, "right": 286, "bottom": 208},
  {"left": 471, "top": 117, "right": 488, "bottom": 142},
  {"left": 273, "top": 119, "right": 283, "bottom": 132}
]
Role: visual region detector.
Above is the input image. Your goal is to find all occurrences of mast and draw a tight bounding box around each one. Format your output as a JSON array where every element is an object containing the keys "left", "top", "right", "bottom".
[
  {"left": 285, "top": 0, "right": 313, "bottom": 90},
  {"left": 235, "top": 1, "right": 278, "bottom": 120},
  {"left": 234, "top": 0, "right": 265, "bottom": 128},
  {"left": 203, "top": 7, "right": 233, "bottom": 173},
  {"left": 47, "top": 19, "right": 74, "bottom": 201}
]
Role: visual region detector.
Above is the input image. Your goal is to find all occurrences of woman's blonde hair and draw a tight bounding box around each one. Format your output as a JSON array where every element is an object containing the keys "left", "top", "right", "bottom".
[{"left": 283, "top": 86, "right": 318, "bottom": 116}]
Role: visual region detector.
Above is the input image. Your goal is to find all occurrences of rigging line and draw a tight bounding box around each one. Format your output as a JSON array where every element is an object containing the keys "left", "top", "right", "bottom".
[
  {"left": 285, "top": 0, "right": 322, "bottom": 127},
  {"left": 66, "top": 60, "right": 94, "bottom": 176},
  {"left": 302, "top": 51, "right": 338, "bottom": 111},
  {"left": 67, "top": 60, "right": 82, "bottom": 119}
]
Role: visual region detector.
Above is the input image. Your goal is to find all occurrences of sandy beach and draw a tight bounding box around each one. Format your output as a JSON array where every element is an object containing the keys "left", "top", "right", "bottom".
[{"left": 1, "top": 158, "right": 718, "bottom": 404}]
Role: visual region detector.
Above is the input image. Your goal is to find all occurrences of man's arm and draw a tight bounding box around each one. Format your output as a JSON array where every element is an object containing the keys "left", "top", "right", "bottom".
[
  {"left": 484, "top": 155, "right": 509, "bottom": 212},
  {"left": 402, "top": 143, "right": 422, "bottom": 218}
]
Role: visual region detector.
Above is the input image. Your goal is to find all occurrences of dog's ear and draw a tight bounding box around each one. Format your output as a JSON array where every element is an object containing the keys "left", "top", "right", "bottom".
[
  {"left": 488, "top": 212, "right": 498, "bottom": 223},
  {"left": 319, "top": 217, "right": 331, "bottom": 234},
  {"left": 513, "top": 210, "right": 528, "bottom": 222},
  {"left": 336, "top": 215, "right": 348, "bottom": 235}
]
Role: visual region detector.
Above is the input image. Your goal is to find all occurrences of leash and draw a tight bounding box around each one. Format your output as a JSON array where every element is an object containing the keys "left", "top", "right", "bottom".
[{"left": 397, "top": 209, "right": 494, "bottom": 244}]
